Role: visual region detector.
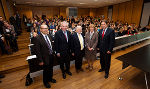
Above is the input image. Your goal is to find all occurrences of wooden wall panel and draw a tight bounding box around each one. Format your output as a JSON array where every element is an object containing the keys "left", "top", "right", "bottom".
[
  {"left": 90, "top": 8, "right": 97, "bottom": 17},
  {"left": 32, "top": 7, "right": 59, "bottom": 18},
  {"left": 78, "top": 8, "right": 90, "bottom": 17},
  {"left": 103, "top": 6, "right": 108, "bottom": 19},
  {"left": 124, "top": 1, "right": 133, "bottom": 24},
  {"left": 16, "top": 5, "right": 33, "bottom": 19},
  {"left": 112, "top": 4, "right": 119, "bottom": 22},
  {"left": 1, "top": 0, "right": 10, "bottom": 21},
  {"left": 96, "top": 7, "right": 104, "bottom": 16},
  {"left": 0, "top": 2, "right": 4, "bottom": 18},
  {"left": 96, "top": 6, "right": 108, "bottom": 19},
  {"left": 118, "top": 2, "right": 126, "bottom": 22},
  {"left": 131, "top": 0, "right": 143, "bottom": 25},
  {"left": 60, "top": 7, "right": 67, "bottom": 18},
  {"left": 112, "top": 0, "right": 143, "bottom": 26},
  {"left": 15, "top": 0, "right": 143, "bottom": 26}
]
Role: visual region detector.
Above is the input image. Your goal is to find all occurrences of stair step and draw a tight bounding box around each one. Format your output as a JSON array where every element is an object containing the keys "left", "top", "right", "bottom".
[
  {"left": 0, "top": 49, "right": 30, "bottom": 62},
  {"left": 0, "top": 57, "right": 29, "bottom": 74}
]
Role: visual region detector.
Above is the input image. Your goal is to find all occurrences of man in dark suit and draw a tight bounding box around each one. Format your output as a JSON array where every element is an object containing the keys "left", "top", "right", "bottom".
[
  {"left": 35, "top": 25, "right": 56, "bottom": 88},
  {"left": 72, "top": 26, "right": 84, "bottom": 73},
  {"left": 54, "top": 21, "right": 72, "bottom": 79},
  {"left": 97, "top": 20, "right": 115, "bottom": 79}
]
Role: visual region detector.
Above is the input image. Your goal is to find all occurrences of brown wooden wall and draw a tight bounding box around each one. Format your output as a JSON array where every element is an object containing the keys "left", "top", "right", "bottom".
[
  {"left": 0, "top": 0, "right": 15, "bottom": 21},
  {"left": 15, "top": 0, "right": 143, "bottom": 26},
  {"left": 1, "top": 0, "right": 10, "bottom": 21},
  {"left": 112, "top": 0, "right": 144, "bottom": 26},
  {"left": 96, "top": 6, "right": 108, "bottom": 19},
  {"left": 0, "top": 1, "right": 5, "bottom": 18},
  {"left": 78, "top": 8, "right": 90, "bottom": 17}
]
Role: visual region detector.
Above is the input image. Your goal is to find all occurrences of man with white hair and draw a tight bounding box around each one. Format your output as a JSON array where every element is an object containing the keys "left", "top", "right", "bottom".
[
  {"left": 54, "top": 21, "right": 72, "bottom": 79},
  {"left": 35, "top": 25, "right": 56, "bottom": 88},
  {"left": 71, "top": 26, "right": 85, "bottom": 73}
]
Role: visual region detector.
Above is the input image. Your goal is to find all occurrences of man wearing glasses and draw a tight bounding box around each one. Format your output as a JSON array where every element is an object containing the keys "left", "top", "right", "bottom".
[{"left": 35, "top": 25, "right": 56, "bottom": 88}]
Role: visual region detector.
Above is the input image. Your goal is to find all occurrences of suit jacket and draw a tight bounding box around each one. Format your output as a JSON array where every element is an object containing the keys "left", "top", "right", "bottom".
[
  {"left": 71, "top": 32, "right": 85, "bottom": 56},
  {"left": 85, "top": 31, "right": 98, "bottom": 50},
  {"left": 54, "top": 30, "right": 72, "bottom": 56},
  {"left": 97, "top": 27, "right": 115, "bottom": 53},
  {"left": 35, "top": 33, "right": 54, "bottom": 65}
]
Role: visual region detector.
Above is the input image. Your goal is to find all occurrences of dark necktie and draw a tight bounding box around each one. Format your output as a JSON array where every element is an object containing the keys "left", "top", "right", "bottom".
[
  {"left": 102, "top": 29, "right": 105, "bottom": 39},
  {"left": 45, "top": 35, "right": 52, "bottom": 54},
  {"left": 64, "top": 31, "right": 68, "bottom": 42}
]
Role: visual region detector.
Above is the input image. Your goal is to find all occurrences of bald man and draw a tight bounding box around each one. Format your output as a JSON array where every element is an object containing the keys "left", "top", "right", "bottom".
[
  {"left": 35, "top": 25, "right": 56, "bottom": 88},
  {"left": 71, "top": 26, "right": 85, "bottom": 73}
]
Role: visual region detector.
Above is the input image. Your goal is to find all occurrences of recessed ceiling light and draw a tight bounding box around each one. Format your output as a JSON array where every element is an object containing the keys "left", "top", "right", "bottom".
[
  {"left": 36, "top": 3, "right": 41, "bottom": 5},
  {"left": 79, "top": 3, "right": 86, "bottom": 4},
  {"left": 25, "top": 2, "right": 33, "bottom": 4},
  {"left": 56, "top": 1, "right": 68, "bottom": 3},
  {"left": 58, "top": 4, "right": 64, "bottom": 5}
]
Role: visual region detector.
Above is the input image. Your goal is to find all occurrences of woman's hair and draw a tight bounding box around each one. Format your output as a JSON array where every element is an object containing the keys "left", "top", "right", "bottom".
[{"left": 87, "top": 24, "right": 96, "bottom": 32}]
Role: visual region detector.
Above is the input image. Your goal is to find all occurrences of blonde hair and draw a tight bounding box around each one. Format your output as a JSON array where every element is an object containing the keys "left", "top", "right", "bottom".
[{"left": 88, "top": 24, "right": 96, "bottom": 32}]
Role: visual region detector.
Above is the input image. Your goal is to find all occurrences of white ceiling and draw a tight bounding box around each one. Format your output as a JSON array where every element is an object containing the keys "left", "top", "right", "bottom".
[{"left": 13, "top": 0, "right": 130, "bottom": 8}]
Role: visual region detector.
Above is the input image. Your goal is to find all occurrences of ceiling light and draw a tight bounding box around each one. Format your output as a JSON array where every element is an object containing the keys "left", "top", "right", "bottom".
[
  {"left": 56, "top": 1, "right": 68, "bottom": 3},
  {"left": 58, "top": 4, "right": 64, "bottom": 5},
  {"left": 25, "top": 2, "right": 33, "bottom": 4},
  {"left": 79, "top": 3, "right": 86, "bottom": 4}
]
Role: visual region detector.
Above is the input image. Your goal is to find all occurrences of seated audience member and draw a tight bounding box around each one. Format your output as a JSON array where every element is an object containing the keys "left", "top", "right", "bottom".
[
  {"left": 0, "top": 32, "right": 6, "bottom": 54},
  {"left": 3, "top": 21, "right": 18, "bottom": 52},
  {"left": 140, "top": 23, "right": 150, "bottom": 31},
  {"left": 118, "top": 27, "right": 126, "bottom": 36},
  {"left": 50, "top": 22, "right": 56, "bottom": 29}
]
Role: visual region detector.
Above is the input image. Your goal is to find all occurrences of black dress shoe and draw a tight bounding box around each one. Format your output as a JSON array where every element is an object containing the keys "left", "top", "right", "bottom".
[
  {"left": 25, "top": 77, "right": 33, "bottom": 86},
  {"left": 25, "top": 73, "right": 33, "bottom": 86},
  {"left": 66, "top": 71, "right": 72, "bottom": 76},
  {"left": 0, "top": 74, "right": 5, "bottom": 78},
  {"left": 49, "top": 79, "right": 56, "bottom": 83},
  {"left": 62, "top": 73, "right": 66, "bottom": 79},
  {"left": 104, "top": 74, "right": 109, "bottom": 79},
  {"left": 98, "top": 69, "right": 104, "bottom": 72},
  {"left": 44, "top": 83, "right": 51, "bottom": 88},
  {"left": 0, "top": 80, "right": 2, "bottom": 83}
]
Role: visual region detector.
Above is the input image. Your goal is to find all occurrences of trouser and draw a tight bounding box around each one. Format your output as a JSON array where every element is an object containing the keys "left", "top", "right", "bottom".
[
  {"left": 43, "top": 55, "right": 53, "bottom": 84},
  {"left": 75, "top": 50, "right": 84, "bottom": 70},
  {"left": 100, "top": 52, "right": 111, "bottom": 74},
  {"left": 58, "top": 54, "right": 70, "bottom": 73}
]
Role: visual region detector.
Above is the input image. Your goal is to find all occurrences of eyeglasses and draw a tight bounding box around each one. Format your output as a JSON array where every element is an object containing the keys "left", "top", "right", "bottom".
[{"left": 41, "top": 28, "right": 48, "bottom": 29}]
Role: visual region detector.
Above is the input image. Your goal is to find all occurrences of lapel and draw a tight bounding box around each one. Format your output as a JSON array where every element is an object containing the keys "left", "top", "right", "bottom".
[
  {"left": 60, "top": 30, "right": 68, "bottom": 43},
  {"left": 89, "top": 32, "right": 95, "bottom": 40},
  {"left": 75, "top": 32, "right": 80, "bottom": 44},
  {"left": 39, "top": 34, "right": 49, "bottom": 49},
  {"left": 99, "top": 29, "right": 103, "bottom": 38},
  {"left": 103, "top": 28, "right": 110, "bottom": 39},
  {"left": 47, "top": 34, "right": 52, "bottom": 42}
]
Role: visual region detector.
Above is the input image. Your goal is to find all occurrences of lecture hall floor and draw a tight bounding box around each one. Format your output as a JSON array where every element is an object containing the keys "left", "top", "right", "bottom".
[{"left": 0, "top": 31, "right": 150, "bottom": 89}]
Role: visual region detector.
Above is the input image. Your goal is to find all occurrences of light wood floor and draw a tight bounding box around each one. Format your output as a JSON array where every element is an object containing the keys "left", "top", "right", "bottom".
[{"left": 0, "top": 31, "right": 150, "bottom": 89}]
